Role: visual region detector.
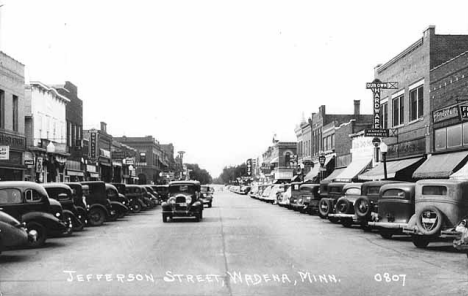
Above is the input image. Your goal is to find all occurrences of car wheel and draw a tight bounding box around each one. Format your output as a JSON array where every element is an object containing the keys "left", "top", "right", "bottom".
[
  {"left": 131, "top": 200, "right": 141, "bottom": 213},
  {"left": 107, "top": 210, "right": 119, "bottom": 222},
  {"left": 412, "top": 235, "right": 431, "bottom": 248},
  {"left": 162, "top": 213, "right": 168, "bottom": 223},
  {"left": 88, "top": 208, "right": 106, "bottom": 226},
  {"left": 62, "top": 213, "right": 74, "bottom": 236},
  {"left": 342, "top": 219, "right": 353, "bottom": 228},
  {"left": 318, "top": 198, "right": 330, "bottom": 219},
  {"left": 26, "top": 222, "right": 47, "bottom": 248},
  {"left": 354, "top": 197, "right": 371, "bottom": 218},
  {"left": 336, "top": 199, "right": 351, "bottom": 214},
  {"left": 380, "top": 229, "right": 395, "bottom": 239},
  {"left": 416, "top": 206, "right": 443, "bottom": 236}
]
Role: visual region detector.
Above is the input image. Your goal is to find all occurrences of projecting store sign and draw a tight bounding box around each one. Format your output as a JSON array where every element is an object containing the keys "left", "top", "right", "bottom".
[
  {"left": 366, "top": 79, "right": 398, "bottom": 129},
  {"left": 90, "top": 131, "right": 97, "bottom": 160}
]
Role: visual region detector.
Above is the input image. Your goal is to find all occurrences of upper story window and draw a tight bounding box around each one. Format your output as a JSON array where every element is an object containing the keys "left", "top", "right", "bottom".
[
  {"left": 409, "top": 84, "right": 424, "bottom": 121},
  {"left": 0, "top": 90, "right": 4, "bottom": 129},
  {"left": 12, "top": 95, "right": 18, "bottom": 132},
  {"left": 392, "top": 94, "right": 404, "bottom": 126}
]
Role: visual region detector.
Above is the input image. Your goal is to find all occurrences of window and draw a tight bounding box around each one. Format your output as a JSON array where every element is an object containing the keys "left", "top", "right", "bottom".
[
  {"left": 0, "top": 189, "right": 22, "bottom": 203},
  {"left": 392, "top": 95, "right": 404, "bottom": 126},
  {"left": 367, "top": 186, "right": 380, "bottom": 195},
  {"left": 410, "top": 85, "right": 424, "bottom": 121},
  {"left": 381, "top": 102, "right": 388, "bottom": 129},
  {"left": 434, "top": 128, "right": 447, "bottom": 151},
  {"left": 25, "top": 190, "right": 43, "bottom": 202},
  {"left": 463, "top": 122, "right": 468, "bottom": 146},
  {"left": 0, "top": 90, "right": 4, "bottom": 128},
  {"left": 447, "top": 125, "right": 462, "bottom": 148},
  {"left": 422, "top": 186, "right": 447, "bottom": 196},
  {"left": 12, "top": 95, "right": 18, "bottom": 131},
  {"left": 345, "top": 188, "right": 361, "bottom": 196},
  {"left": 382, "top": 189, "right": 405, "bottom": 198}
]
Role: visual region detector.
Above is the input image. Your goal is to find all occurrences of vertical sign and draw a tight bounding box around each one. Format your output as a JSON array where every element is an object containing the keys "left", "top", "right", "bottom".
[
  {"left": 366, "top": 79, "right": 398, "bottom": 129},
  {"left": 90, "top": 131, "right": 97, "bottom": 160},
  {"left": 246, "top": 159, "right": 252, "bottom": 176},
  {"left": 36, "top": 157, "right": 43, "bottom": 173}
]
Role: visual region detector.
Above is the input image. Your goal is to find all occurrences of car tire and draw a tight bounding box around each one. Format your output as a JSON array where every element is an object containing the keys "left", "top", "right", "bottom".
[
  {"left": 380, "top": 229, "right": 395, "bottom": 239},
  {"left": 107, "top": 210, "right": 119, "bottom": 222},
  {"left": 88, "top": 208, "right": 106, "bottom": 226},
  {"left": 26, "top": 221, "right": 47, "bottom": 248},
  {"left": 336, "top": 199, "right": 352, "bottom": 214},
  {"left": 342, "top": 219, "right": 353, "bottom": 228},
  {"left": 318, "top": 198, "right": 331, "bottom": 219},
  {"left": 416, "top": 206, "right": 443, "bottom": 236},
  {"left": 62, "top": 212, "right": 74, "bottom": 236},
  {"left": 130, "top": 200, "right": 141, "bottom": 213},
  {"left": 354, "top": 197, "right": 371, "bottom": 218},
  {"left": 412, "top": 235, "right": 431, "bottom": 248}
]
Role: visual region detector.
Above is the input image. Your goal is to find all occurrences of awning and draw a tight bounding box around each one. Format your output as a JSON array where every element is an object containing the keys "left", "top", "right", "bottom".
[
  {"left": 413, "top": 151, "right": 468, "bottom": 179},
  {"left": 333, "top": 157, "right": 373, "bottom": 182},
  {"left": 304, "top": 162, "right": 320, "bottom": 181},
  {"left": 270, "top": 157, "right": 279, "bottom": 163},
  {"left": 322, "top": 167, "right": 346, "bottom": 182},
  {"left": 450, "top": 161, "right": 468, "bottom": 180},
  {"left": 359, "top": 157, "right": 424, "bottom": 181}
]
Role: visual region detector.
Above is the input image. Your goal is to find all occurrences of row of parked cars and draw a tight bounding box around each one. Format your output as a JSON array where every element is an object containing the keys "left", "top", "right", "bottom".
[
  {"left": 0, "top": 181, "right": 170, "bottom": 254},
  {"left": 247, "top": 179, "right": 468, "bottom": 256}
]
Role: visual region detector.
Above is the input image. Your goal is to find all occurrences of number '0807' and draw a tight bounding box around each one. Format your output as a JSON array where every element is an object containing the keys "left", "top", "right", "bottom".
[{"left": 374, "top": 273, "right": 406, "bottom": 286}]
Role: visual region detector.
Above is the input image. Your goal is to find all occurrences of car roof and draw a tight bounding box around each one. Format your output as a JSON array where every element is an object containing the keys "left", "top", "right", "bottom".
[
  {"left": 169, "top": 181, "right": 201, "bottom": 186},
  {"left": 42, "top": 183, "right": 72, "bottom": 190},
  {"left": 0, "top": 181, "right": 46, "bottom": 191}
]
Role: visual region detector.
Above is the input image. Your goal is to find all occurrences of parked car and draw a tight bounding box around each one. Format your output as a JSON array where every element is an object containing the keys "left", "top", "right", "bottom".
[
  {"left": 81, "top": 181, "right": 115, "bottom": 226},
  {"left": 278, "top": 184, "right": 293, "bottom": 207},
  {"left": 265, "top": 184, "right": 284, "bottom": 203},
  {"left": 301, "top": 184, "right": 322, "bottom": 215},
  {"left": 253, "top": 185, "right": 267, "bottom": 199},
  {"left": 328, "top": 183, "right": 364, "bottom": 227},
  {"left": 404, "top": 179, "right": 468, "bottom": 248},
  {"left": 43, "top": 183, "right": 83, "bottom": 234},
  {"left": 367, "top": 182, "right": 416, "bottom": 239},
  {"left": 260, "top": 185, "right": 273, "bottom": 201},
  {"left": 0, "top": 181, "right": 67, "bottom": 247},
  {"left": 65, "top": 182, "right": 89, "bottom": 228},
  {"left": 248, "top": 184, "right": 259, "bottom": 199},
  {"left": 0, "top": 210, "right": 31, "bottom": 254},
  {"left": 200, "top": 185, "right": 214, "bottom": 208},
  {"left": 152, "top": 185, "right": 169, "bottom": 201},
  {"left": 105, "top": 183, "right": 129, "bottom": 219},
  {"left": 161, "top": 181, "right": 203, "bottom": 222},
  {"left": 139, "top": 185, "right": 158, "bottom": 209},
  {"left": 125, "top": 184, "right": 148, "bottom": 213},
  {"left": 240, "top": 186, "right": 251, "bottom": 195},
  {"left": 143, "top": 185, "right": 160, "bottom": 207},
  {"left": 317, "top": 182, "right": 347, "bottom": 222},
  {"left": 352, "top": 180, "right": 400, "bottom": 230}
]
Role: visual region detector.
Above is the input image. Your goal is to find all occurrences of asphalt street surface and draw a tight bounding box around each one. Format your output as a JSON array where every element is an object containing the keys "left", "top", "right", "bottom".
[{"left": 1, "top": 189, "right": 468, "bottom": 296}]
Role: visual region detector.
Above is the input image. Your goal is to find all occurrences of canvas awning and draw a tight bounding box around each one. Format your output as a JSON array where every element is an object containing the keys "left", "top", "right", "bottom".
[
  {"left": 333, "top": 157, "right": 372, "bottom": 182},
  {"left": 322, "top": 167, "right": 346, "bottom": 182},
  {"left": 304, "top": 162, "right": 320, "bottom": 181},
  {"left": 359, "top": 157, "right": 424, "bottom": 181},
  {"left": 413, "top": 151, "right": 468, "bottom": 179}
]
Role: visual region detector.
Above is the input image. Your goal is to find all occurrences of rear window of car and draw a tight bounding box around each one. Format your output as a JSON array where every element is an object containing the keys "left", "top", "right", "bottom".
[
  {"left": 382, "top": 189, "right": 405, "bottom": 198},
  {"left": 345, "top": 188, "right": 361, "bottom": 195},
  {"left": 0, "top": 189, "right": 22, "bottom": 203},
  {"left": 366, "top": 186, "right": 380, "bottom": 195},
  {"left": 422, "top": 186, "right": 447, "bottom": 196}
]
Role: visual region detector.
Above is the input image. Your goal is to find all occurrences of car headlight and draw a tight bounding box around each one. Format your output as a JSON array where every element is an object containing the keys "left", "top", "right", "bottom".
[
  {"left": 185, "top": 196, "right": 192, "bottom": 204},
  {"left": 168, "top": 197, "right": 176, "bottom": 204},
  {"left": 55, "top": 212, "right": 61, "bottom": 218}
]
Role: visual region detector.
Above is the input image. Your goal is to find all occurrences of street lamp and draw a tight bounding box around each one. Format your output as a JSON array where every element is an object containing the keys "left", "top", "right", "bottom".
[{"left": 380, "top": 142, "right": 388, "bottom": 180}]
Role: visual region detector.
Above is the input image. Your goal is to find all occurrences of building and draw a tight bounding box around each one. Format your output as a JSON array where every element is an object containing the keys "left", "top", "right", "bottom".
[
  {"left": 261, "top": 141, "right": 297, "bottom": 183},
  {"left": 25, "top": 81, "right": 70, "bottom": 183},
  {"left": 360, "top": 25, "right": 468, "bottom": 181},
  {"left": 111, "top": 139, "right": 137, "bottom": 184},
  {"left": 83, "top": 122, "right": 113, "bottom": 182},
  {"left": 0, "top": 52, "right": 27, "bottom": 181}
]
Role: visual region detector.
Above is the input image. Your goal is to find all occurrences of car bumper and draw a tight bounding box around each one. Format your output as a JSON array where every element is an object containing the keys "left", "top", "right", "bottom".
[
  {"left": 368, "top": 222, "right": 408, "bottom": 229},
  {"left": 328, "top": 213, "right": 355, "bottom": 219}
]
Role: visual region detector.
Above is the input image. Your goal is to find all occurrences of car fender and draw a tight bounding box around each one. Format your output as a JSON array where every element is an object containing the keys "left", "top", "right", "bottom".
[
  {"left": 110, "top": 201, "right": 129, "bottom": 213},
  {"left": 21, "top": 211, "right": 64, "bottom": 230},
  {"left": 62, "top": 209, "right": 79, "bottom": 225},
  {"left": 75, "top": 206, "right": 88, "bottom": 218},
  {"left": 406, "top": 214, "right": 417, "bottom": 229}
]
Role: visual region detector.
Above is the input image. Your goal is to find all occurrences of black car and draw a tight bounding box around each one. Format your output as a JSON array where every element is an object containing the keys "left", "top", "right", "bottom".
[
  {"left": 43, "top": 183, "right": 84, "bottom": 233},
  {"left": 105, "top": 183, "right": 129, "bottom": 219},
  {"left": 0, "top": 181, "right": 67, "bottom": 247},
  {"left": 161, "top": 181, "right": 203, "bottom": 222},
  {"left": 125, "top": 184, "right": 149, "bottom": 212},
  {"left": 65, "top": 182, "right": 89, "bottom": 228},
  {"left": 152, "top": 185, "right": 169, "bottom": 201},
  {"left": 81, "top": 181, "right": 116, "bottom": 226}
]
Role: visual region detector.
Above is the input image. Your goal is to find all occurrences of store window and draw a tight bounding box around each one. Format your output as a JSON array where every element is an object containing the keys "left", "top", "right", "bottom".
[
  {"left": 392, "top": 95, "right": 404, "bottom": 126},
  {"left": 409, "top": 85, "right": 424, "bottom": 121},
  {"left": 447, "top": 124, "right": 462, "bottom": 148},
  {"left": 435, "top": 128, "right": 447, "bottom": 151}
]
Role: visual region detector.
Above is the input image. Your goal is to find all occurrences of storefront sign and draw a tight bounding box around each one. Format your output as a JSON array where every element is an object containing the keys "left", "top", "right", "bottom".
[
  {"left": 36, "top": 157, "right": 43, "bottom": 173},
  {"left": 275, "top": 171, "right": 293, "bottom": 180},
  {"left": 0, "top": 133, "right": 25, "bottom": 150},
  {"left": 90, "top": 131, "right": 97, "bottom": 160},
  {"left": 100, "top": 149, "right": 111, "bottom": 158},
  {"left": 0, "top": 146, "right": 9, "bottom": 160},
  {"left": 459, "top": 105, "right": 468, "bottom": 120},
  {"left": 24, "top": 159, "right": 34, "bottom": 166},
  {"left": 433, "top": 105, "right": 459, "bottom": 123},
  {"left": 112, "top": 151, "right": 126, "bottom": 159},
  {"left": 387, "top": 138, "right": 426, "bottom": 160}
]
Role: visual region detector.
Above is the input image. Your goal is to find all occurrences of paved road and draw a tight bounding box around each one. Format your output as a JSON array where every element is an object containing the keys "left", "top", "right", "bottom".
[{"left": 1, "top": 190, "right": 468, "bottom": 296}]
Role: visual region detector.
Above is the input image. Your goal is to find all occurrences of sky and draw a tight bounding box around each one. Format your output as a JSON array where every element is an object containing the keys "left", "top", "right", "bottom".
[{"left": 2, "top": 0, "right": 468, "bottom": 177}]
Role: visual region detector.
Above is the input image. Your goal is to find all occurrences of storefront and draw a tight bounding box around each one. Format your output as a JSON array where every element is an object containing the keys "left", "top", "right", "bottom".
[
  {"left": 86, "top": 164, "right": 100, "bottom": 181},
  {"left": 98, "top": 149, "right": 112, "bottom": 182},
  {"left": 65, "top": 159, "right": 85, "bottom": 182},
  {"left": 0, "top": 131, "right": 27, "bottom": 181},
  {"left": 333, "top": 136, "right": 374, "bottom": 183}
]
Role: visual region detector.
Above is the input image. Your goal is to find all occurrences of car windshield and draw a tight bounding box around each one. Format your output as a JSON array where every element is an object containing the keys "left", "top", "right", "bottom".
[
  {"left": 366, "top": 186, "right": 380, "bottom": 195},
  {"left": 169, "top": 185, "right": 196, "bottom": 194},
  {"left": 382, "top": 189, "right": 406, "bottom": 198}
]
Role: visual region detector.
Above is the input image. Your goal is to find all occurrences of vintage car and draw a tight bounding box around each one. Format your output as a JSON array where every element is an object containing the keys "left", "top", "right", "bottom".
[
  {"left": 81, "top": 181, "right": 116, "bottom": 226},
  {"left": 105, "top": 183, "right": 130, "bottom": 218},
  {"left": 317, "top": 182, "right": 347, "bottom": 222},
  {"left": 200, "top": 185, "right": 214, "bottom": 208},
  {"left": 152, "top": 185, "right": 169, "bottom": 201},
  {"left": 43, "top": 183, "right": 83, "bottom": 233},
  {"left": 404, "top": 179, "right": 468, "bottom": 248},
  {"left": 327, "top": 183, "right": 364, "bottom": 227},
  {"left": 367, "top": 182, "right": 416, "bottom": 239},
  {"left": 161, "top": 181, "right": 203, "bottom": 222},
  {"left": 276, "top": 184, "right": 294, "bottom": 207},
  {"left": 260, "top": 185, "right": 273, "bottom": 201},
  {"left": 65, "top": 182, "right": 89, "bottom": 228},
  {"left": 352, "top": 180, "right": 400, "bottom": 230},
  {"left": 300, "top": 184, "right": 321, "bottom": 214},
  {"left": 253, "top": 185, "right": 267, "bottom": 199},
  {"left": 0, "top": 210, "right": 31, "bottom": 253},
  {"left": 265, "top": 184, "right": 284, "bottom": 203},
  {"left": 248, "top": 184, "right": 259, "bottom": 198},
  {"left": 240, "top": 186, "right": 251, "bottom": 195},
  {"left": 0, "top": 181, "right": 67, "bottom": 247},
  {"left": 125, "top": 184, "right": 150, "bottom": 212},
  {"left": 142, "top": 185, "right": 160, "bottom": 207}
]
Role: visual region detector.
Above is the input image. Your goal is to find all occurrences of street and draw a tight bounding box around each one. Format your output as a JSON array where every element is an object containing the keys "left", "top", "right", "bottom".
[{"left": 1, "top": 189, "right": 468, "bottom": 296}]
